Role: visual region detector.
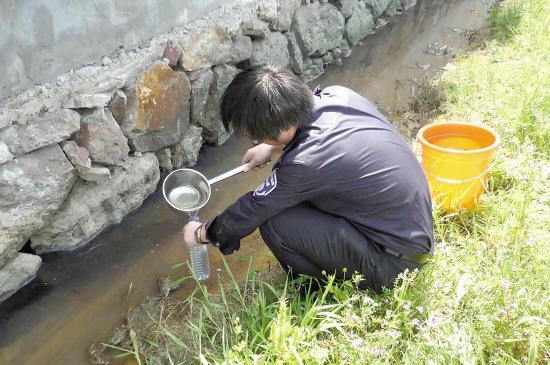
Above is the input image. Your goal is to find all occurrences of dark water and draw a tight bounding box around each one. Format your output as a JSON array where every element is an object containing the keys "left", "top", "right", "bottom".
[{"left": 0, "top": 1, "right": 489, "bottom": 364}]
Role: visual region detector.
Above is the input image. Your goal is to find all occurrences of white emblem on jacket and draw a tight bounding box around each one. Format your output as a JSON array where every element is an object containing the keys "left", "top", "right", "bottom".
[{"left": 253, "top": 169, "right": 278, "bottom": 196}]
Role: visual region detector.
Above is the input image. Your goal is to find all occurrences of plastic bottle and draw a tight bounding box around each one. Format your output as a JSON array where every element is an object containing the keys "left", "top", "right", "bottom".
[{"left": 188, "top": 214, "right": 210, "bottom": 280}]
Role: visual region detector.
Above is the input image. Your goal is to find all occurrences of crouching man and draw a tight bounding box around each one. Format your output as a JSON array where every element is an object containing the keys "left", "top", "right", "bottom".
[{"left": 183, "top": 66, "right": 434, "bottom": 292}]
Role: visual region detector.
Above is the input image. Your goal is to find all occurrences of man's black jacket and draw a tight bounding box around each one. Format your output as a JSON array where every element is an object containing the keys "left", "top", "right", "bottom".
[{"left": 206, "top": 86, "right": 434, "bottom": 256}]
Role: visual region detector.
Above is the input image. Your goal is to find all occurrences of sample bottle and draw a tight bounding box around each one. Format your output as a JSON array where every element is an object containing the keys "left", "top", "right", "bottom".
[{"left": 188, "top": 214, "right": 210, "bottom": 280}]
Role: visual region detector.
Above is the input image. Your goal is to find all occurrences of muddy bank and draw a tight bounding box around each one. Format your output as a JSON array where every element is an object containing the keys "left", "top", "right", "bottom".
[{"left": 0, "top": 1, "right": 490, "bottom": 364}]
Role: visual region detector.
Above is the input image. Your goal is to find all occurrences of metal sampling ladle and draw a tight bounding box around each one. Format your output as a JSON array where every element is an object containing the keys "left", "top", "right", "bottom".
[
  {"left": 162, "top": 160, "right": 270, "bottom": 214},
  {"left": 162, "top": 160, "right": 269, "bottom": 281}
]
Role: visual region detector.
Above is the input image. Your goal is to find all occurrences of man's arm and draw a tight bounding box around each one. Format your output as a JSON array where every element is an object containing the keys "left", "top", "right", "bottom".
[{"left": 204, "top": 163, "right": 327, "bottom": 254}]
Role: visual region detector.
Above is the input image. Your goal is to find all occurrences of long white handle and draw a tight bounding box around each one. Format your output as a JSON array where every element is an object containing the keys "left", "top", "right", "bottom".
[
  {"left": 208, "top": 164, "right": 248, "bottom": 185},
  {"left": 208, "top": 159, "right": 272, "bottom": 185}
]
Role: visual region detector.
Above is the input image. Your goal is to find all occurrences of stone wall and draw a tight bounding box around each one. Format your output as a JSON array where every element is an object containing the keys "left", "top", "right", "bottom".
[
  {"left": 0, "top": 0, "right": 416, "bottom": 301},
  {"left": 0, "top": 0, "right": 239, "bottom": 101}
]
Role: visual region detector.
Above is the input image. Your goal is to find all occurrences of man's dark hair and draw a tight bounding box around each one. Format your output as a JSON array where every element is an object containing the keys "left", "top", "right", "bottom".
[{"left": 221, "top": 66, "right": 313, "bottom": 141}]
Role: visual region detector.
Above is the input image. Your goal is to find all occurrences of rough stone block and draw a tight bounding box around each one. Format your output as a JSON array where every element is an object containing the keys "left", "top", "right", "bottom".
[
  {"left": 171, "top": 124, "right": 203, "bottom": 168},
  {"left": 336, "top": 0, "right": 358, "bottom": 18},
  {"left": 31, "top": 153, "right": 160, "bottom": 253},
  {"left": 250, "top": 31, "right": 290, "bottom": 69},
  {"left": 0, "top": 109, "right": 80, "bottom": 157},
  {"left": 78, "top": 108, "right": 130, "bottom": 166},
  {"left": 345, "top": 2, "right": 374, "bottom": 45},
  {"left": 108, "top": 90, "right": 128, "bottom": 124},
  {"left": 301, "top": 57, "right": 325, "bottom": 82},
  {"left": 292, "top": 2, "right": 326, "bottom": 57},
  {"left": 0, "top": 243, "right": 16, "bottom": 269},
  {"left": 286, "top": 32, "right": 305, "bottom": 75},
  {"left": 63, "top": 93, "right": 112, "bottom": 109},
  {"left": 78, "top": 165, "right": 112, "bottom": 184},
  {"left": 0, "top": 253, "right": 42, "bottom": 302},
  {"left": 201, "top": 64, "right": 239, "bottom": 145},
  {"left": 0, "top": 108, "right": 25, "bottom": 130},
  {"left": 0, "top": 145, "right": 76, "bottom": 253},
  {"left": 320, "top": 4, "right": 345, "bottom": 51},
  {"left": 232, "top": 35, "right": 253, "bottom": 64},
  {"left": 364, "top": 0, "right": 392, "bottom": 18},
  {"left": 385, "top": 0, "right": 404, "bottom": 16},
  {"left": 257, "top": 2, "right": 278, "bottom": 25},
  {"left": 179, "top": 28, "right": 234, "bottom": 72},
  {"left": 61, "top": 140, "right": 91, "bottom": 169},
  {"left": 122, "top": 62, "right": 191, "bottom": 152},
  {"left": 155, "top": 148, "right": 173, "bottom": 171},
  {"left": 241, "top": 18, "right": 270, "bottom": 39},
  {"left": 0, "top": 142, "right": 13, "bottom": 166},
  {"left": 161, "top": 42, "right": 182, "bottom": 67},
  {"left": 271, "top": 0, "right": 301, "bottom": 32},
  {"left": 189, "top": 69, "right": 214, "bottom": 125},
  {"left": 400, "top": 0, "right": 417, "bottom": 10}
]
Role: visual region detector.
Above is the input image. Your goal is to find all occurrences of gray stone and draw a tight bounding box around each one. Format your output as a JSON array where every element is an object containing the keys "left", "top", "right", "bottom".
[
  {"left": 385, "top": 0, "right": 403, "bottom": 16},
  {"left": 286, "top": 32, "right": 305, "bottom": 75},
  {"left": 320, "top": 4, "right": 345, "bottom": 51},
  {"left": 122, "top": 63, "right": 191, "bottom": 152},
  {"left": 0, "top": 145, "right": 76, "bottom": 253},
  {"left": 364, "top": 0, "right": 392, "bottom": 18},
  {"left": 31, "top": 153, "right": 160, "bottom": 253},
  {"left": 292, "top": 2, "right": 326, "bottom": 57},
  {"left": 189, "top": 69, "right": 214, "bottom": 125},
  {"left": 108, "top": 90, "right": 128, "bottom": 124},
  {"left": 0, "top": 243, "right": 16, "bottom": 269},
  {"left": 345, "top": 2, "right": 374, "bottom": 45},
  {"left": 0, "top": 142, "right": 13, "bottom": 166},
  {"left": 336, "top": 0, "right": 357, "bottom": 18},
  {"left": 301, "top": 57, "right": 325, "bottom": 82},
  {"left": 241, "top": 18, "right": 271, "bottom": 39},
  {"left": 63, "top": 93, "right": 112, "bottom": 109},
  {"left": 179, "top": 27, "right": 234, "bottom": 72},
  {"left": 271, "top": 0, "right": 302, "bottom": 32},
  {"left": 250, "top": 32, "right": 290, "bottom": 69},
  {"left": 155, "top": 148, "right": 173, "bottom": 171},
  {"left": 77, "top": 108, "right": 129, "bottom": 166},
  {"left": 61, "top": 140, "right": 91, "bottom": 169},
  {"left": 0, "top": 109, "right": 25, "bottom": 130},
  {"left": 78, "top": 165, "right": 112, "bottom": 184},
  {"left": 232, "top": 35, "right": 253, "bottom": 64},
  {"left": 257, "top": 2, "right": 278, "bottom": 25},
  {"left": 400, "top": 0, "right": 417, "bottom": 10},
  {"left": 322, "top": 51, "right": 334, "bottom": 65},
  {"left": 0, "top": 109, "right": 80, "bottom": 157},
  {"left": 0, "top": 253, "right": 42, "bottom": 302},
  {"left": 201, "top": 64, "right": 239, "bottom": 145},
  {"left": 171, "top": 124, "right": 203, "bottom": 168}
]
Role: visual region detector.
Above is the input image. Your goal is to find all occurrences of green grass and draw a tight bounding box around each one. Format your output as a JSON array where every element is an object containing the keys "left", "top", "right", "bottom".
[{"left": 106, "top": 0, "right": 550, "bottom": 363}]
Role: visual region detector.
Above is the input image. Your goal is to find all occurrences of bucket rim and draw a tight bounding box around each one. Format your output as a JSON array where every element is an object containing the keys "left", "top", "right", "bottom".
[
  {"left": 417, "top": 122, "right": 501, "bottom": 155},
  {"left": 162, "top": 168, "right": 211, "bottom": 212}
]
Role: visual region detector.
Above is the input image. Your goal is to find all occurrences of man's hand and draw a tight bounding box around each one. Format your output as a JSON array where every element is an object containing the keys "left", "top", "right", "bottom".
[
  {"left": 242, "top": 143, "right": 274, "bottom": 172},
  {"left": 182, "top": 221, "right": 202, "bottom": 249}
]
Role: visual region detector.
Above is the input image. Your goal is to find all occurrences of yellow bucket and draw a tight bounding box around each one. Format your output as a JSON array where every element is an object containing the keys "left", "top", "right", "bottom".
[{"left": 417, "top": 122, "right": 500, "bottom": 211}]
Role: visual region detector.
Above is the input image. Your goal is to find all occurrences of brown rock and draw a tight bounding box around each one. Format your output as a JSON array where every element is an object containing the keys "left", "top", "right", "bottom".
[
  {"left": 122, "top": 62, "right": 191, "bottom": 152},
  {"left": 108, "top": 90, "right": 127, "bottom": 124},
  {"left": 161, "top": 42, "right": 182, "bottom": 67}
]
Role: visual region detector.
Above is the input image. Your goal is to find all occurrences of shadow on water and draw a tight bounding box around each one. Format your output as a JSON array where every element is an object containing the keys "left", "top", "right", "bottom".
[{"left": 0, "top": 1, "right": 489, "bottom": 364}]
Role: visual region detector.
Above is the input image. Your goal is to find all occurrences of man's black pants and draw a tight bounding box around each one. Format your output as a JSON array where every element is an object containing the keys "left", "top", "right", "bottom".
[{"left": 259, "top": 204, "right": 422, "bottom": 292}]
